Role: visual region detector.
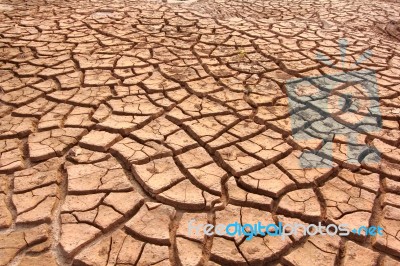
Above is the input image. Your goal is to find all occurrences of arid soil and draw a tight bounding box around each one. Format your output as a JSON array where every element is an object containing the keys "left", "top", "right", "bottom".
[{"left": 0, "top": 0, "right": 400, "bottom": 265}]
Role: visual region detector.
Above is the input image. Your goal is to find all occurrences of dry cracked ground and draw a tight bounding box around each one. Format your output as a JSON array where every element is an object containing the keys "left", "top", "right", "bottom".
[{"left": 0, "top": 0, "right": 400, "bottom": 265}]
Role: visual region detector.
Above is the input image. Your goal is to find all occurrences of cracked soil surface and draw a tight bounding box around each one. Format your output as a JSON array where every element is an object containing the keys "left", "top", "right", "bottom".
[{"left": 0, "top": 0, "right": 400, "bottom": 265}]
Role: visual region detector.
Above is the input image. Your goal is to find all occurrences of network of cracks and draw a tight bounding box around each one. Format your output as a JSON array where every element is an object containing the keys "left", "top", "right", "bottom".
[{"left": 0, "top": 0, "right": 400, "bottom": 265}]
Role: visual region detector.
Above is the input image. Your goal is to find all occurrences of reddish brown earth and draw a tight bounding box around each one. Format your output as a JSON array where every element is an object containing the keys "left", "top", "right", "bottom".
[{"left": 0, "top": 0, "right": 400, "bottom": 265}]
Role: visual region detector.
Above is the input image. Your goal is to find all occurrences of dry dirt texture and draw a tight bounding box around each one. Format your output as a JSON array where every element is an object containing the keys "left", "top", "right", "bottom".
[{"left": 0, "top": 0, "right": 400, "bottom": 265}]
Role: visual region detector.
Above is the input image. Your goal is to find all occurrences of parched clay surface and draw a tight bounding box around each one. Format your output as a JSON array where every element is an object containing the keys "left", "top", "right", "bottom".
[{"left": 0, "top": 0, "right": 400, "bottom": 265}]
